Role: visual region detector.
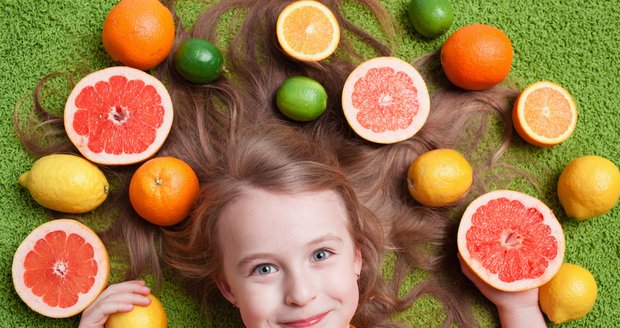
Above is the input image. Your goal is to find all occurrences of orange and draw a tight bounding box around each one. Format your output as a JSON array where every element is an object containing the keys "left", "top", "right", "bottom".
[
  {"left": 102, "top": 0, "right": 175, "bottom": 71},
  {"left": 440, "top": 24, "right": 513, "bottom": 90},
  {"left": 512, "top": 81, "right": 577, "bottom": 147},
  {"left": 129, "top": 157, "right": 200, "bottom": 226},
  {"left": 276, "top": 0, "right": 340, "bottom": 61}
]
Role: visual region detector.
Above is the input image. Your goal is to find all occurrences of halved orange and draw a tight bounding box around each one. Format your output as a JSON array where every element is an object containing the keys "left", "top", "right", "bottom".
[
  {"left": 276, "top": 0, "right": 340, "bottom": 62},
  {"left": 512, "top": 81, "right": 577, "bottom": 147}
]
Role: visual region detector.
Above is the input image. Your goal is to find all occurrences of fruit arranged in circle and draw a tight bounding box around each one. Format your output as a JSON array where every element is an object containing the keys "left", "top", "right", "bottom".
[
  {"left": 457, "top": 190, "right": 565, "bottom": 291},
  {"left": 173, "top": 38, "right": 224, "bottom": 84},
  {"left": 276, "top": 76, "right": 328, "bottom": 121},
  {"left": 18, "top": 154, "right": 109, "bottom": 213},
  {"left": 407, "top": 0, "right": 454, "bottom": 38},
  {"left": 539, "top": 263, "right": 598, "bottom": 324},
  {"left": 64, "top": 66, "right": 174, "bottom": 166},
  {"left": 129, "top": 157, "right": 200, "bottom": 226},
  {"left": 513, "top": 81, "right": 578, "bottom": 147},
  {"left": 276, "top": 0, "right": 340, "bottom": 61},
  {"left": 102, "top": 0, "right": 175, "bottom": 71},
  {"left": 407, "top": 149, "right": 473, "bottom": 207},
  {"left": 557, "top": 155, "right": 620, "bottom": 220},
  {"left": 105, "top": 293, "right": 167, "bottom": 328},
  {"left": 12, "top": 219, "right": 109, "bottom": 318},
  {"left": 440, "top": 24, "right": 513, "bottom": 90},
  {"left": 342, "top": 56, "right": 430, "bottom": 144}
]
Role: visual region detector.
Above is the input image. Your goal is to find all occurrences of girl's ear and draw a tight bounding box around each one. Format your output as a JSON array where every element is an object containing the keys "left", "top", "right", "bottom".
[
  {"left": 216, "top": 279, "right": 237, "bottom": 305},
  {"left": 354, "top": 247, "right": 363, "bottom": 276}
]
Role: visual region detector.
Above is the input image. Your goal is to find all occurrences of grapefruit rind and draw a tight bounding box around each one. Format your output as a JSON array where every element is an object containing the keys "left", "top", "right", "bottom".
[
  {"left": 12, "top": 219, "right": 109, "bottom": 318},
  {"left": 276, "top": 0, "right": 341, "bottom": 62},
  {"left": 457, "top": 190, "right": 565, "bottom": 292},
  {"left": 64, "top": 66, "right": 174, "bottom": 165},
  {"left": 342, "top": 57, "right": 430, "bottom": 144},
  {"left": 512, "top": 81, "right": 577, "bottom": 147}
]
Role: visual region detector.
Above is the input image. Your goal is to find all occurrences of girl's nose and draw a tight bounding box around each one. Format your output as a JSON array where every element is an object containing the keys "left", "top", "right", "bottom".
[{"left": 284, "top": 270, "right": 317, "bottom": 307}]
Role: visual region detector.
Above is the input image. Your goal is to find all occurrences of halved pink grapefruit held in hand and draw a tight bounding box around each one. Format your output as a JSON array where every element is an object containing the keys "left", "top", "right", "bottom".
[
  {"left": 64, "top": 66, "right": 173, "bottom": 165},
  {"left": 457, "top": 190, "right": 565, "bottom": 291},
  {"left": 12, "top": 219, "right": 109, "bottom": 318},
  {"left": 342, "top": 57, "right": 430, "bottom": 144}
]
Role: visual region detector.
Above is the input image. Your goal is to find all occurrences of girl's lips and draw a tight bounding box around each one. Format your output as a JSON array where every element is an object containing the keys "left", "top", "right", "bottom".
[{"left": 281, "top": 311, "right": 329, "bottom": 327}]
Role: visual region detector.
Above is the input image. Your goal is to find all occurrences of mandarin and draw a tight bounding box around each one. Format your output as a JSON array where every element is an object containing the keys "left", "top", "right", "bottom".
[
  {"left": 440, "top": 24, "right": 513, "bottom": 90},
  {"left": 129, "top": 157, "right": 200, "bottom": 226},
  {"left": 102, "top": 0, "right": 175, "bottom": 71}
]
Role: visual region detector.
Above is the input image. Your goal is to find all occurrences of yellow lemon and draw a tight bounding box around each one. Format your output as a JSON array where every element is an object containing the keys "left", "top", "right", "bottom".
[
  {"left": 106, "top": 294, "right": 167, "bottom": 328},
  {"left": 18, "top": 154, "right": 109, "bottom": 213},
  {"left": 539, "top": 263, "right": 597, "bottom": 324},
  {"left": 557, "top": 155, "right": 620, "bottom": 220},
  {"left": 407, "top": 149, "right": 473, "bottom": 207}
]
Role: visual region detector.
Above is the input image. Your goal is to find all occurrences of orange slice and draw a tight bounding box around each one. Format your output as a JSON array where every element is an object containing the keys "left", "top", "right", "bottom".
[
  {"left": 276, "top": 0, "right": 340, "bottom": 61},
  {"left": 512, "top": 81, "right": 577, "bottom": 147}
]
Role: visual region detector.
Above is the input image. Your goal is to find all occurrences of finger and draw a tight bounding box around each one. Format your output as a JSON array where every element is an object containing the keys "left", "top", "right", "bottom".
[
  {"left": 97, "top": 281, "right": 151, "bottom": 301},
  {"left": 99, "top": 292, "right": 152, "bottom": 308}
]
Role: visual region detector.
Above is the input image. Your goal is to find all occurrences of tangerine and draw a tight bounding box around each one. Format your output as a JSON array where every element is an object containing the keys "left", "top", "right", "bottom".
[
  {"left": 129, "top": 157, "right": 200, "bottom": 226},
  {"left": 102, "top": 0, "right": 175, "bottom": 71},
  {"left": 440, "top": 24, "right": 513, "bottom": 90}
]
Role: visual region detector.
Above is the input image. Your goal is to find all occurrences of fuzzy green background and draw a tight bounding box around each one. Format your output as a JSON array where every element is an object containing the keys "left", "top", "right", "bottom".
[{"left": 1, "top": 0, "right": 618, "bottom": 327}]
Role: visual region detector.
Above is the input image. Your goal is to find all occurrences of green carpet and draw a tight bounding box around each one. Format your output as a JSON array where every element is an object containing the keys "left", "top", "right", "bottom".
[{"left": 1, "top": 0, "right": 618, "bottom": 327}]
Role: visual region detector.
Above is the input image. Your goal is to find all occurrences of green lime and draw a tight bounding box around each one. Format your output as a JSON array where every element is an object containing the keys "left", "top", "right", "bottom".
[
  {"left": 407, "top": 0, "right": 454, "bottom": 38},
  {"left": 276, "top": 76, "right": 327, "bottom": 121},
  {"left": 173, "top": 38, "right": 223, "bottom": 83}
]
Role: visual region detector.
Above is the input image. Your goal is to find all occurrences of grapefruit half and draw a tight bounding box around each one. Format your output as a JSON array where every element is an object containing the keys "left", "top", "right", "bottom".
[
  {"left": 12, "top": 219, "right": 109, "bottom": 318},
  {"left": 457, "top": 190, "right": 565, "bottom": 291},
  {"left": 342, "top": 57, "right": 430, "bottom": 144},
  {"left": 64, "top": 66, "right": 173, "bottom": 165}
]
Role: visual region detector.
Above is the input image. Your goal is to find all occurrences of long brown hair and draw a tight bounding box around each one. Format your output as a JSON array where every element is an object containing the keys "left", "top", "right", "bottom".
[{"left": 14, "top": 0, "right": 520, "bottom": 327}]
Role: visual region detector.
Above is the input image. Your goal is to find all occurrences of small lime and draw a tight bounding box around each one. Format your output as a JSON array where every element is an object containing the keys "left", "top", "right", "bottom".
[
  {"left": 276, "top": 76, "right": 327, "bottom": 121},
  {"left": 173, "top": 38, "right": 223, "bottom": 83},
  {"left": 407, "top": 0, "right": 454, "bottom": 38}
]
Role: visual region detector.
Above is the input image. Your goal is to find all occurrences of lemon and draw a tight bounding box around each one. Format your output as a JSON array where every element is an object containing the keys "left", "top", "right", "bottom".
[
  {"left": 106, "top": 294, "right": 167, "bottom": 328},
  {"left": 557, "top": 155, "right": 620, "bottom": 220},
  {"left": 407, "top": 149, "right": 473, "bottom": 207},
  {"left": 18, "top": 154, "right": 109, "bottom": 213},
  {"left": 276, "top": 76, "right": 327, "bottom": 121},
  {"left": 539, "top": 263, "right": 597, "bottom": 324}
]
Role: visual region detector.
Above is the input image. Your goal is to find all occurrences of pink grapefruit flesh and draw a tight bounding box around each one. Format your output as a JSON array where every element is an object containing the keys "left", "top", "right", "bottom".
[
  {"left": 457, "top": 190, "right": 565, "bottom": 291},
  {"left": 342, "top": 57, "right": 430, "bottom": 144},
  {"left": 64, "top": 66, "right": 173, "bottom": 165},
  {"left": 12, "top": 219, "right": 109, "bottom": 318}
]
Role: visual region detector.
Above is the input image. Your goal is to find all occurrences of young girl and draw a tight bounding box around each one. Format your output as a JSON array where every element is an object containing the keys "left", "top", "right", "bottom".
[{"left": 18, "top": 0, "right": 546, "bottom": 327}]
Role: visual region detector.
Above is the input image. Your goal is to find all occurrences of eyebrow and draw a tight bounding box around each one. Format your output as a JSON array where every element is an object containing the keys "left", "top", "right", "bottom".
[{"left": 236, "top": 234, "right": 344, "bottom": 270}]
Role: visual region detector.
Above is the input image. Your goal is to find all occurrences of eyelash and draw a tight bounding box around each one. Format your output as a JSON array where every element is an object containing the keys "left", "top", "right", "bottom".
[{"left": 249, "top": 248, "right": 336, "bottom": 276}]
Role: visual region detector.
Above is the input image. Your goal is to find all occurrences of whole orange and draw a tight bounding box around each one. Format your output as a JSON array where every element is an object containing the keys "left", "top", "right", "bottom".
[
  {"left": 102, "top": 0, "right": 175, "bottom": 71},
  {"left": 440, "top": 24, "right": 513, "bottom": 90},
  {"left": 129, "top": 157, "right": 200, "bottom": 226}
]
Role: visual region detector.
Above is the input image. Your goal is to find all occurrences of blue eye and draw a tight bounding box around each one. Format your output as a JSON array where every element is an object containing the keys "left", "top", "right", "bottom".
[
  {"left": 312, "top": 249, "right": 333, "bottom": 261},
  {"left": 252, "top": 264, "right": 277, "bottom": 275}
]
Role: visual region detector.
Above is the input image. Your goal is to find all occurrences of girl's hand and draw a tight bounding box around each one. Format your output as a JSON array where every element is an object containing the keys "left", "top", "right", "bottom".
[
  {"left": 78, "top": 280, "right": 152, "bottom": 328},
  {"left": 458, "top": 254, "right": 547, "bottom": 328}
]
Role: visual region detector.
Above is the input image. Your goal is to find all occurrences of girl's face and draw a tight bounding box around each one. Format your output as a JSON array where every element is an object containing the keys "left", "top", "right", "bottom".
[{"left": 216, "top": 188, "right": 362, "bottom": 328}]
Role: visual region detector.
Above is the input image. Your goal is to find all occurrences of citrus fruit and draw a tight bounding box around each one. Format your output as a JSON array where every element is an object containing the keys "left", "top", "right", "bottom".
[
  {"left": 129, "top": 157, "right": 200, "bottom": 226},
  {"left": 557, "top": 155, "right": 620, "bottom": 220},
  {"left": 18, "top": 154, "right": 109, "bottom": 213},
  {"left": 102, "top": 0, "right": 175, "bottom": 71},
  {"left": 105, "top": 293, "right": 167, "bottom": 328},
  {"left": 539, "top": 263, "right": 598, "bottom": 324},
  {"left": 342, "top": 56, "right": 430, "bottom": 144},
  {"left": 440, "top": 24, "right": 513, "bottom": 90},
  {"left": 513, "top": 81, "right": 578, "bottom": 147},
  {"left": 276, "top": 0, "right": 340, "bottom": 61},
  {"left": 407, "top": 0, "right": 454, "bottom": 38},
  {"left": 12, "top": 219, "right": 109, "bottom": 318},
  {"left": 407, "top": 149, "right": 473, "bottom": 207},
  {"left": 173, "top": 38, "right": 224, "bottom": 84},
  {"left": 276, "top": 76, "right": 328, "bottom": 121},
  {"left": 457, "top": 190, "right": 565, "bottom": 292},
  {"left": 64, "top": 66, "right": 174, "bottom": 166}
]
